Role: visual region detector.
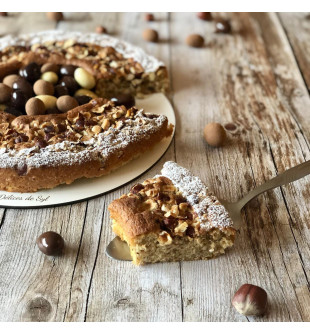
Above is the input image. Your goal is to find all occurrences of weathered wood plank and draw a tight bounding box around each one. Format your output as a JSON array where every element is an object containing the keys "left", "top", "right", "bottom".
[
  {"left": 169, "top": 12, "right": 310, "bottom": 321},
  {"left": 279, "top": 13, "right": 310, "bottom": 90}
]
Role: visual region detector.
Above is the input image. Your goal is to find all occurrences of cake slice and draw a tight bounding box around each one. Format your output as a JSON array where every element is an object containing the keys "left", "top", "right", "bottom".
[{"left": 108, "top": 161, "right": 235, "bottom": 265}]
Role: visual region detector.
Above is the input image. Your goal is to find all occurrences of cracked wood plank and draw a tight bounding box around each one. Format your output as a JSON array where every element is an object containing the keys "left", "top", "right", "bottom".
[{"left": 170, "top": 12, "right": 310, "bottom": 321}]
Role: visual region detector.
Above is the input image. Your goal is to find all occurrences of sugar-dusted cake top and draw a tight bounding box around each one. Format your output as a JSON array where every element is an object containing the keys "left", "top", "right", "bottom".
[
  {"left": 161, "top": 161, "right": 233, "bottom": 230},
  {"left": 0, "top": 30, "right": 164, "bottom": 73}
]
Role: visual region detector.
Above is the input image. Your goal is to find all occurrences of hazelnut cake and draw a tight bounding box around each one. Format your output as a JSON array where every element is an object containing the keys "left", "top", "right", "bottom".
[
  {"left": 108, "top": 161, "right": 235, "bottom": 265},
  {"left": 0, "top": 31, "right": 172, "bottom": 192}
]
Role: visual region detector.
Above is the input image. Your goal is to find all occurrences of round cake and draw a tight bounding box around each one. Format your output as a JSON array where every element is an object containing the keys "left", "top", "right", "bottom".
[{"left": 0, "top": 31, "right": 172, "bottom": 193}]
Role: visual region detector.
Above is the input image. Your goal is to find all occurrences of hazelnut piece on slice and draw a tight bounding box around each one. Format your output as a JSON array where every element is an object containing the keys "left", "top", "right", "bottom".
[{"left": 232, "top": 284, "right": 268, "bottom": 316}]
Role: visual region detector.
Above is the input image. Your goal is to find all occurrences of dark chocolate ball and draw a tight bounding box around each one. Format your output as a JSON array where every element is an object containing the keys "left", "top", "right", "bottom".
[
  {"left": 12, "top": 78, "right": 33, "bottom": 98},
  {"left": 111, "top": 93, "right": 135, "bottom": 109},
  {"left": 60, "top": 65, "right": 77, "bottom": 77},
  {"left": 59, "top": 76, "right": 80, "bottom": 95},
  {"left": 4, "top": 106, "right": 24, "bottom": 117},
  {"left": 20, "top": 62, "right": 41, "bottom": 83},
  {"left": 36, "top": 231, "right": 64, "bottom": 256},
  {"left": 75, "top": 95, "right": 92, "bottom": 106},
  {"left": 11, "top": 90, "right": 28, "bottom": 110},
  {"left": 54, "top": 85, "right": 69, "bottom": 97},
  {"left": 215, "top": 19, "right": 231, "bottom": 34}
]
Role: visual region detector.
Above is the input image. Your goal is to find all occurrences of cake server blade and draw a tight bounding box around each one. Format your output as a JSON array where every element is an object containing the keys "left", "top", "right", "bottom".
[{"left": 106, "top": 159, "right": 310, "bottom": 261}]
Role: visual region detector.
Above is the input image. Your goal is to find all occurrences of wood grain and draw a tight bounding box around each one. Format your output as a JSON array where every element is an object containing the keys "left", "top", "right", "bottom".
[{"left": 0, "top": 12, "right": 310, "bottom": 322}]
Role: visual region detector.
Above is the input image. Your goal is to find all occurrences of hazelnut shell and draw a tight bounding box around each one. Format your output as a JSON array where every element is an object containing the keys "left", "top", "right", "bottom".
[
  {"left": 232, "top": 284, "right": 268, "bottom": 316},
  {"left": 143, "top": 29, "right": 159, "bottom": 42},
  {"left": 186, "top": 34, "right": 204, "bottom": 48},
  {"left": 203, "top": 122, "right": 227, "bottom": 147}
]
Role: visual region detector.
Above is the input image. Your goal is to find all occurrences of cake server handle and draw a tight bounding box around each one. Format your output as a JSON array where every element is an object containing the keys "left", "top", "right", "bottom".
[{"left": 234, "top": 159, "right": 310, "bottom": 211}]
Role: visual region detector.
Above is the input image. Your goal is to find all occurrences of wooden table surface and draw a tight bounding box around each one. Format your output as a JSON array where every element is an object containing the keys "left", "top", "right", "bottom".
[{"left": 0, "top": 12, "right": 310, "bottom": 322}]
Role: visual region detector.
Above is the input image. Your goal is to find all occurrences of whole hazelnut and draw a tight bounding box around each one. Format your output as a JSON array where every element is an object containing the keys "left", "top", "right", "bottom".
[
  {"left": 41, "top": 63, "right": 60, "bottom": 74},
  {"left": 25, "top": 97, "right": 46, "bottom": 116},
  {"left": 197, "top": 12, "right": 212, "bottom": 21},
  {"left": 215, "top": 19, "right": 231, "bottom": 34},
  {"left": 33, "top": 79, "right": 54, "bottom": 96},
  {"left": 56, "top": 95, "right": 79, "bottom": 113},
  {"left": 3, "top": 74, "right": 20, "bottom": 88},
  {"left": 186, "top": 34, "right": 204, "bottom": 48},
  {"left": 0, "top": 83, "right": 12, "bottom": 103},
  {"left": 95, "top": 25, "right": 107, "bottom": 34},
  {"left": 145, "top": 13, "right": 155, "bottom": 21},
  {"left": 232, "top": 284, "right": 268, "bottom": 316},
  {"left": 203, "top": 122, "right": 227, "bottom": 147},
  {"left": 46, "top": 12, "right": 64, "bottom": 22},
  {"left": 142, "top": 28, "right": 159, "bottom": 43}
]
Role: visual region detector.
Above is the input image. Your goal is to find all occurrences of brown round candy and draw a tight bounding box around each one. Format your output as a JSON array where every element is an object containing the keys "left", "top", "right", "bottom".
[
  {"left": 56, "top": 95, "right": 79, "bottom": 113},
  {"left": 111, "top": 93, "right": 135, "bottom": 109},
  {"left": 186, "top": 34, "right": 204, "bottom": 48},
  {"left": 203, "top": 122, "right": 227, "bottom": 147},
  {"left": 215, "top": 19, "right": 231, "bottom": 33},
  {"left": 142, "top": 28, "right": 159, "bottom": 42},
  {"left": 95, "top": 25, "right": 107, "bottom": 34},
  {"left": 46, "top": 12, "right": 64, "bottom": 22},
  {"left": 197, "top": 12, "right": 212, "bottom": 21},
  {"left": 25, "top": 97, "right": 46, "bottom": 116},
  {"left": 36, "top": 231, "right": 64, "bottom": 256},
  {"left": 3, "top": 74, "right": 20, "bottom": 88},
  {"left": 41, "top": 63, "right": 60, "bottom": 74},
  {"left": 33, "top": 79, "right": 54, "bottom": 96},
  {"left": 0, "top": 83, "right": 12, "bottom": 103},
  {"left": 145, "top": 13, "right": 155, "bottom": 21}
]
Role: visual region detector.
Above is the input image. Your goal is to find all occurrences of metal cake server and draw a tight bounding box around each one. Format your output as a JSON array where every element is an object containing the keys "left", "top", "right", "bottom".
[{"left": 106, "top": 160, "right": 310, "bottom": 261}]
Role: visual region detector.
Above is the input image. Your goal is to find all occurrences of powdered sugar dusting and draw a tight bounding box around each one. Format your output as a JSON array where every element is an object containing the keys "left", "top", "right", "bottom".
[
  {"left": 161, "top": 161, "right": 233, "bottom": 230},
  {"left": 0, "top": 111, "right": 168, "bottom": 171},
  {"left": 0, "top": 30, "right": 164, "bottom": 73}
]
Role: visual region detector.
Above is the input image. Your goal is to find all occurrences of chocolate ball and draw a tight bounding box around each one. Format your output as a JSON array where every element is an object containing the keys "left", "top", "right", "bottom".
[
  {"left": 25, "top": 97, "right": 46, "bottom": 116},
  {"left": 0, "top": 12, "right": 8, "bottom": 17},
  {"left": 142, "top": 29, "right": 159, "bottom": 42},
  {"left": 36, "top": 231, "right": 64, "bottom": 256},
  {"left": 20, "top": 62, "right": 41, "bottom": 83},
  {"left": 60, "top": 65, "right": 77, "bottom": 77},
  {"left": 111, "top": 93, "right": 135, "bottom": 109},
  {"left": 11, "top": 90, "right": 28, "bottom": 110},
  {"left": 186, "top": 34, "right": 204, "bottom": 48},
  {"left": 12, "top": 77, "right": 33, "bottom": 98},
  {"left": 197, "top": 12, "right": 213, "bottom": 21},
  {"left": 0, "top": 83, "right": 12, "bottom": 103},
  {"left": 46, "top": 12, "right": 64, "bottom": 22},
  {"left": 75, "top": 95, "right": 92, "bottom": 106},
  {"left": 95, "top": 25, "right": 107, "bottom": 34},
  {"left": 4, "top": 106, "right": 23, "bottom": 117},
  {"left": 3, "top": 74, "right": 20, "bottom": 88},
  {"left": 54, "top": 85, "right": 69, "bottom": 97},
  {"left": 33, "top": 79, "right": 54, "bottom": 96},
  {"left": 203, "top": 122, "right": 227, "bottom": 147},
  {"left": 56, "top": 95, "right": 79, "bottom": 113},
  {"left": 41, "top": 63, "right": 60, "bottom": 74},
  {"left": 59, "top": 76, "right": 80, "bottom": 94},
  {"left": 215, "top": 19, "right": 231, "bottom": 34},
  {"left": 145, "top": 13, "right": 155, "bottom": 21}
]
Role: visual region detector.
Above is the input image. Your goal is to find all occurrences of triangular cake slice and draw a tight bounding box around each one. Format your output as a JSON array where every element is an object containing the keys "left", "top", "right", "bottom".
[
  {"left": 0, "top": 98, "right": 173, "bottom": 192},
  {"left": 108, "top": 161, "right": 235, "bottom": 265}
]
